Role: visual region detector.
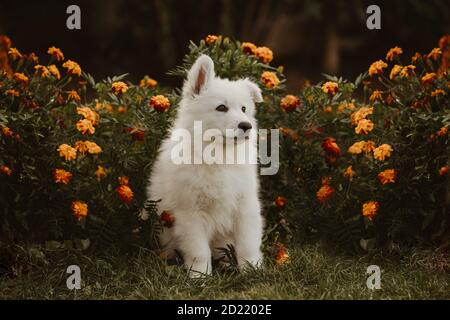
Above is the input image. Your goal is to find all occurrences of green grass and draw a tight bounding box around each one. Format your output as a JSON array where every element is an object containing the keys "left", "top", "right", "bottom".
[{"left": 1, "top": 244, "right": 449, "bottom": 299}]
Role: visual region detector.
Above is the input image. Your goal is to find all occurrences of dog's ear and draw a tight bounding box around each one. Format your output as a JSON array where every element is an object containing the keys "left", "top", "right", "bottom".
[
  {"left": 242, "top": 78, "right": 263, "bottom": 103},
  {"left": 184, "top": 54, "right": 215, "bottom": 97}
]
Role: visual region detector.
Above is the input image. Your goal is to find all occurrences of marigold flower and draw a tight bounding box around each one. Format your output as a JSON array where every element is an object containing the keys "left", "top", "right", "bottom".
[
  {"left": 71, "top": 201, "right": 88, "bottom": 220},
  {"left": 205, "top": 35, "right": 220, "bottom": 44},
  {"left": 280, "top": 95, "right": 300, "bottom": 111},
  {"left": 116, "top": 185, "right": 134, "bottom": 204},
  {"left": 76, "top": 119, "right": 95, "bottom": 135},
  {"left": 27, "top": 52, "right": 39, "bottom": 64},
  {"left": 34, "top": 65, "right": 50, "bottom": 78},
  {"left": 362, "top": 140, "right": 376, "bottom": 154},
  {"left": 421, "top": 72, "right": 437, "bottom": 84},
  {"left": 255, "top": 46, "right": 273, "bottom": 64},
  {"left": 95, "top": 102, "right": 113, "bottom": 112},
  {"left": 117, "top": 106, "right": 126, "bottom": 113},
  {"left": 362, "top": 201, "right": 379, "bottom": 220},
  {"left": 53, "top": 169, "right": 72, "bottom": 185},
  {"left": 378, "top": 169, "right": 396, "bottom": 185},
  {"left": 351, "top": 107, "right": 373, "bottom": 125},
  {"left": 389, "top": 65, "right": 403, "bottom": 80},
  {"left": 118, "top": 176, "right": 129, "bottom": 186},
  {"left": 368, "top": 60, "right": 387, "bottom": 76},
  {"left": 68, "top": 90, "right": 81, "bottom": 102},
  {"left": 411, "top": 52, "right": 422, "bottom": 63},
  {"left": 427, "top": 48, "right": 442, "bottom": 60},
  {"left": 369, "top": 90, "right": 383, "bottom": 102},
  {"left": 355, "top": 119, "right": 374, "bottom": 135},
  {"left": 84, "top": 141, "right": 102, "bottom": 154},
  {"left": 241, "top": 42, "right": 257, "bottom": 55},
  {"left": 8, "top": 47, "right": 21, "bottom": 60},
  {"left": 348, "top": 141, "right": 366, "bottom": 154},
  {"left": 13, "top": 72, "right": 29, "bottom": 85},
  {"left": 373, "top": 144, "right": 393, "bottom": 161},
  {"left": 58, "top": 144, "right": 77, "bottom": 161},
  {"left": 275, "top": 242, "right": 290, "bottom": 265},
  {"left": 437, "top": 127, "right": 448, "bottom": 137},
  {"left": 343, "top": 166, "right": 356, "bottom": 181},
  {"left": 74, "top": 140, "right": 88, "bottom": 154},
  {"left": 77, "top": 107, "right": 99, "bottom": 125},
  {"left": 47, "top": 46, "right": 65, "bottom": 61},
  {"left": 63, "top": 60, "right": 81, "bottom": 76},
  {"left": 139, "top": 77, "right": 157, "bottom": 88},
  {"left": 322, "top": 81, "right": 339, "bottom": 95},
  {"left": 5, "top": 89, "right": 19, "bottom": 97},
  {"left": 111, "top": 81, "right": 128, "bottom": 95},
  {"left": 2, "top": 126, "right": 13, "bottom": 137},
  {"left": 439, "top": 166, "right": 449, "bottom": 176},
  {"left": 400, "top": 65, "right": 416, "bottom": 78},
  {"left": 95, "top": 165, "right": 107, "bottom": 180},
  {"left": 322, "top": 137, "right": 341, "bottom": 157},
  {"left": 150, "top": 95, "right": 171, "bottom": 112},
  {"left": 431, "top": 89, "right": 445, "bottom": 97},
  {"left": 324, "top": 106, "right": 333, "bottom": 113},
  {"left": 275, "top": 196, "right": 287, "bottom": 209},
  {"left": 0, "top": 165, "right": 12, "bottom": 176},
  {"left": 48, "top": 65, "right": 61, "bottom": 80},
  {"left": 261, "top": 71, "right": 280, "bottom": 88},
  {"left": 386, "top": 46, "right": 403, "bottom": 61},
  {"left": 316, "top": 184, "right": 334, "bottom": 203}
]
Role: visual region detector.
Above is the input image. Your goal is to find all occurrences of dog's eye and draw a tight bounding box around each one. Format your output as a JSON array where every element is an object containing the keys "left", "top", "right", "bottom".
[
  {"left": 216, "top": 104, "right": 228, "bottom": 112},
  {"left": 242, "top": 106, "right": 246, "bottom": 113}
]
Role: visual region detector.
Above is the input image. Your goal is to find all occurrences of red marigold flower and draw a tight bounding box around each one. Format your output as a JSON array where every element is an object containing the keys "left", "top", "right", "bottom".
[
  {"left": 116, "top": 185, "right": 134, "bottom": 204},
  {"left": 274, "top": 196, "right": 287, "bottom": 209},
  {"left": 322, "top": 137, "right": 341, "bottom": 158}
]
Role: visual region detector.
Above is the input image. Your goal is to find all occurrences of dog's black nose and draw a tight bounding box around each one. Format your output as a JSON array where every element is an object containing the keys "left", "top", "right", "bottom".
[{"left": 238, "top": 122, "right": 252, "bottom": 132}]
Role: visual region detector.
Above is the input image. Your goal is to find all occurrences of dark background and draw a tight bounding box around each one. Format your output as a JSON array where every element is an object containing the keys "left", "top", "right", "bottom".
[{"left": 1, "top": 0, "right": 449, "bottom": 89}]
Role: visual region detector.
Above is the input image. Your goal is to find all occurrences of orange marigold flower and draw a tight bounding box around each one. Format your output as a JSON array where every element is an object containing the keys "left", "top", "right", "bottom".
[
  {"left": 2, "top": 126, "right": 14, "bottom": 137},
  {"left": 13, "top": 72, "right": 29, "bottom": 85},
  {"left": 58, "top": 144, "right": 77, "bottom": 161},
  {"left": 76, "top": 119, "right": 95, "bottom": 135},
  {"left": 355, "top": 119, "right": 374, "bottom": 135},
  {"left": 369, "top": 60, "right": 388, "bottom": 76},
  {"left": 378, "top": 169, "right": 396, "bottom": 185},
  {"left": 84, "top": 141, "right": 102, "bottom": 154},
  {"left": 117, "top": 106, "right": 126, "bottom": 113},
  {"left": 47, "top": 46, "right": 65, "bottom": 61},
  {"left": 373, "top": 144, "right": 393, "bottom": 161},
  {"left": 68, "top": 90, "right": 81, "bottom": 102},
  {"left": 8, "top": 47, "right": 21, "bottom": 60},
  {"left": 5, "top": 89, "right": 19, "bottom": 97},
  {"left": 27, "top": 52, "right": 39, "bottom": 64},
  {"left": 439, "top": 166, "right": 449, "bottom": 176},
  {"left": 362, "top": 140, "right": 376, "bottom": 154},
  {"left": 48, "top": 65, "right": 61, "bottom": 80},
  {"left": 261, "top": 71, "right": 280, "bottom": 88},
  {"left": 77, "top": 107, "right": 99, "bottom": 125},
  {"left": 386, "top": 46, "right": 403, "bottom": 61},
  {"left": 161, "top": 211, "right": 175, "bottom": 228},
  {"left": 280, "top": 95, "right": 300, "bottom": 111},
  {"left": 255, "top": 46, "right": 273, "bottom": 64},
  {"left": 437, "top": 127, "right": 448, "bottom": 137},
  {"left": 431, "top": 89, "right": 445, "bottom": 97},
  {"left": 322, "top": 81, "right": 339, "bottom": 95},
  {"left": 421, "top": 72, "right": 437, "bottom": 84},
  {"left": 400, "top": 65, "right": 416, "bottom": 78},
  {"left": 389, "top": 65, "right": 403, "bottom": 80},
  {"left": 369, "top": 90, "right": 383, "bottom": 102},
  {"left": 427, "top": 48, "right": 442, "bottom": 60},
  {"left": 322, "top": 137, "right": 341, "bottom": 157},
  {"left": 411, "top": 52, "right": 422, "bottom": 64},
  {"left": 95, "top": 165, "right": 107, "bottom": 180},
  {"left": 63, "top": 60, "right": 81, "bottom": 76},
  {"left": 316, "top": 184, "right": 334, "bottom": 203},
  {"left": 111, "top": 81, "right": 128, "bottom": 95},
  {"left": 0, "top": 165, "right": 12, "bottom": 176},
  {"left": 74, "top": 140, "right": 88, "bottom": 154},
  {"left": 53, "top": 169, "right": 72, "bottom": 185},
  {"left": 150, "top": 95, "right": 171, "bottom": 112},
  {"left": 351, "top": 107, "right": 373, "bottom": 125},
  {"left": 348, "top": 141, "right": 366, "bottom": 154},
  {"left": 275, "top": 196, "right": 287, "bottom": 209},
  {"left": 275, "top": 242, "right": 290, "bottom": 265},
  {"left": 116, "top": 185, "right": 134, "bottom": 204},
  {"left": 241, "top": 42, "right": 257, "bottom": 55},
  {"left": 139, "top": 77, "right": 157, "bottom": 88},
  {"left": 324, "top": 106, "right": 333, "bottom": 113},
  {"left": 205, "top": 35, "right": 220, "bottom": 44},
  {"left": 34, "top": 65, "right": 50, "bottom": 78},
  {"left": 343, "top": 165, "right": 356, "bottom": 181},
  {"left": 362, "top": 201, "right": 379, "bottom": 220},
  {"left": 71, "top": 201, "right": 88, "bottom": 220},
  {"left": 118, "top": 176, "right": 129, "bottom": 186}
]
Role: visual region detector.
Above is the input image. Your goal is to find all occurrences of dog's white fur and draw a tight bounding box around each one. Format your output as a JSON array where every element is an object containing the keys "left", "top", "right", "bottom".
[{"left": 147, "top": 55, "right": 264, "bottom": 277}]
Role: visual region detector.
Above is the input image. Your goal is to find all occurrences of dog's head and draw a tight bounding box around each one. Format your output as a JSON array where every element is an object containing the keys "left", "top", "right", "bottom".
[{"left": 179, "top": 54, "right": 263, "bottom": 142}]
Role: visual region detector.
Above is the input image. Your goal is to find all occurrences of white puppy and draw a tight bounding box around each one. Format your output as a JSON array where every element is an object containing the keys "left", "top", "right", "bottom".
[{"left": 147, "top": 54, "right": 264, "bottom": 277}]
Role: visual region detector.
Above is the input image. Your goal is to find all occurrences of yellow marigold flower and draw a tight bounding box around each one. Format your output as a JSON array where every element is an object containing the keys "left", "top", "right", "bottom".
[
  {"left": 261, "top": 71, "right": 280, "bottom": 88},
  {"left": 117, "top": 106, "right": 126, "bottom": 113},
  {"left": 84, "top": 141, "right": 102, "bottom": 154},
  {"left": 322, "top": 81, "right": 339, "bottom": 95},
  {"left": 389, "top": 65, "right": 403, "bottom": 80},
  {"left": 369, "top": 90, "right": 383, "bottom": 102},
  {"left": 77, "top": 107, "right": 99, "bottom": 125},
  {"left": 71, "top": 201, "right": 88, "bottom": 220},
  {"left": 241, "top": 42, "right": 257, "bottom": 55},
  {"left": 139, "top": 77, "right": 157, "bottom": 88},
  {"left": 437, "top": 127, "right": 448, "bottom": 137},
  {"left": 280, "top": 95, "right": 300, "bottom": 112},
  {"left": 431, "top": 89, "right": 445, "bottom": 97},
  {"left": 76, "top": 119, "right": 95, "bottom": 135},
  {"left": 373, "top": 144, "right": 393, "bottom": 161},
  {"left": 400, "top": 65, "right": 416, "bottom": 78},
  {"left": 5, "top": 89, "right": 19, "bottom": 97},
  {"left": 348, "top": 141, "right": 366, "bottom": 154},
  {"left": 47, "top": 46, "right": 65, "bottom": 61},
  {"left": 111, "top": 81, "right": 128, "bottom": 95},
  {"left": 386, "top": 46, "right": 403, "bottom": 61},
  {"left": 63, "top": 60, "right": 81, "bottom": 76},
  {"left": 74, "top": 140, "right": 88, "bottom": 154},
  {"left": 337, "top": 104, "right": 346, "bottom": 113},
  {"left": 362, "top": 201, "right": 379, "bottom": 221},
  {"left": 316, "top": 184, "right": 334, "bottom": 203},
  {"left": 439, "top": 166, "right": 449, "bottom": 176},
  {"left": 378, "top": 169, "right": 396, "bottom": 185},
  {"left": 2, "top": 126, "right": 13, "bottom": 137},
  {"left": 0, "top": 165, "right": 12, "bottom": 176},
  {"left": 58, "top": 144, "right": 77, "bottom": 161},
  {"left": 53, "top": 169, "right": 72, "bottom": 185},
  {"left": 362, "top": 140, "right": 376, "bottom": 154},
  {"left": 34, "top": 65, "right": 50, "bottom": 78},
  {"left": 116, "top": 185, "right": 134, "bottom": 204},
  {"left": 351, "top": 107, "right": 373, "bottom": 125},
  {"left": 343, "top": 166, "right": 356, "bottom": 181},
  {"left": 275, "top": 242, "right": 290, "bottom": 265},
  {"left": 13, "top": 72, "right": 29, "bottom": 85},
  {"left": 48, "top": 65, "right": 61, "bottom": 80},
  {"left": 95, "top": 102, "right": 113, "bottom": 112},
  {"left": 421, "top": 72, "right": 437, "bottom": 84},
  {"left": 411, "top": 52, "right": 422, "bottom": 63},
  {"left": 355, "top": 119, "right": 374, "bottom": 135},
  {"left": 150, "top": 95, "right": 171, "bottom": 112},
  {"left": 369, "top": 60, "right": 387, "bottom": 76},
  {"left": 205, "top": 35, "right": 220, "bottom": 44},
  {"left": 427, "top": 48, "right": 442, "bottom": 60},
  {"left": 68, "top": 90, "right": 81, "bottom": 102},
  {"left": 8, "top": 47, "right": 21, "bottom": 60},
  {"left": 95, "top": 165, "right": 107, "bottom": 181},
  {"left": 255, "top": 46, "right": 274, "bottom": 64},
  {"left": 118, "top": 176, "right": 129, "bottom": 186}
]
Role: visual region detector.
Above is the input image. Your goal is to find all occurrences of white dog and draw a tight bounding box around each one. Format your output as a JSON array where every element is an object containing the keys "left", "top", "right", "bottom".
[{"left": 147, "top": 54, "right": 264, "bottom": 277}]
